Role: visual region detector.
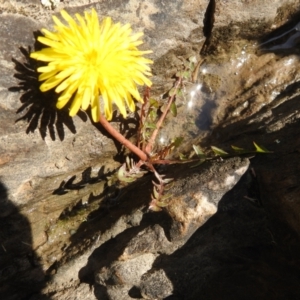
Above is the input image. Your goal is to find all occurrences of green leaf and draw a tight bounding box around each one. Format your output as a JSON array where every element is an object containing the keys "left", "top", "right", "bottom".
[
  {"left": 190, "top": 159, "right": 206, "bottom": 168},
  {"left": 145, "top": 122, "right": 157, "bottom": 129},
  {"left": 160, "top": 103, "right": 168, "bottom": 113},
  {"left": 188, "top": 56, "right": 197, "bottom": 63},
  {"left": 184, "top": 60, "right": 190, "bottom": 68},
  {"left": 253, "top": 142, "right": 273, "bottom": 153},
  {"left": 231, "top": 145, "right": 244, "bottom": 151},
  {"left": 172, "top": 137, "right": 184, "bottom": 147},
  {"left": 231, "top": 145, "right": 249, "bottom": 154},
  {"left": 179, "top": 153, "right": 187, "bottom": 160},
  {"left": 211, "top": 146, "right": 229, "bottom": 156},
  {"left": 182, "top": 71, "right": 191, "bottom": 79},
  {"left": 148, "top": 109, "right": 157, "bottom": 121},
  {"left": 170, "top": 102, "right": 177, "bottom": 117},
  {"left": 193, "top": 145, "right": 205, "bottom": 157},
  {"left": 149, "top": 98, "right": 160, "bottom": 108},
  {"left": 169, "top": 87, "right": 177, "bottom": 97},
  {"left": 176, "top": 89, "right": 183, "bottom": 97},
  {"left": 176, "top": 71, "right": 184, "bottom": 78}
]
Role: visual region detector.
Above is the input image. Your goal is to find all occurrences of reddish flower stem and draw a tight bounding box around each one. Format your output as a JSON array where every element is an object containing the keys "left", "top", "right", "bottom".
[
  {"left": 137, "top": 86, "right": 151, "bottom": 150},
  {"left": 99, "top": 114, "right": 148, "bottom": 162},
  {"left": 99, "top": 78, "right": 182, "bottom": 166},
  {"left": 144, "top": 78, "right": 182, "bottom": 155}
]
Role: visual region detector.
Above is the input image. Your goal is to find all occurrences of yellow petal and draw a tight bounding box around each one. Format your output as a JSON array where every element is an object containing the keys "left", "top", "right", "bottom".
[
  {"left": 56, "top": 81, "right": 79, "bottom": 108},
  {"left": 69, "top": 91, "right": 83, "bottom": 116},
  {"left": 40, "top": 76, "right": 64, "bottom": 91},
  {"left": 41, "top": 28, "right": 60, "bottom": 41},
  {"left": 124, "top": 93, "right": 135, "bottom": 112},
  {"left": 52, "top": 14, "right": 67, "bottom": 29},
  {"left": 81, "top": 87, "right": 91, "bottom": 110},
  {"left": 39, "top": 69, "right": 58, "bottom": 81},
  {"left": 37, "top": 36, "right": 61, "bottom": 49},
  {"left": 30, "top": 8, "right": 153, "bottom": 120},
  {"left": 37, "top": 65, "right": 56, "bottom": 73},
  {"left": 56, "top": 94, "right": 71, "bottom": 109},
  {"left": 91, "top": 93, "right": 100, "bottom": 122}
]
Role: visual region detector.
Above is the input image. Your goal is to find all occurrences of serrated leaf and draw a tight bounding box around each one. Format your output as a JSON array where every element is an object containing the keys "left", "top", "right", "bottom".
[
  {"left": 152, "top": 186, "right": 159, "bottom": 199},
  {"left": 164, "top": 181, "right": 174, "bottom": 191},
  {"left": 162, "top": 177, "right": 174, "bottom": 184},
  {"left": 155, "top": 200, "right": 169, "bottom": 207},
  {"left": 211, "top": 146, "right": 229, "bottom": 156},
  {"left": 125, "top": 156, "right": 131, "bottom": 168},
  {"left": 135, "top": 172, "right": 146, "bottom": 179},
  {"left": 152, "top": 180, "right": 160, "bottom": 188},
  {"left": 149, "top": 202, "right": 162, "bottom": 211},
  {"left": 253, "top": 142, "right": 273, "bottom": 153},
  {"left": 170, "top": 102, "right": 177, "bottom": 117},
  {"left": 160, "top": 193, "right": 172, "bottom": 202},
  {"left": 118, "top": 173, "right": 136, "bottom": 183},
  {"left": 117, "top": 164, "right": 125, "bottom": 176}
]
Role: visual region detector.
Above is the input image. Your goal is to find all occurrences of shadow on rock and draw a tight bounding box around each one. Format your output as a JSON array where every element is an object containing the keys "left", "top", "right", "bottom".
[
  {"left": 52, "top": 165, "right": 114, "bottom": 196},
  {"left": 78, "top": 209, "right": 173, "bottom": 300},
  {"left": 73, "top": 157, "right": 249, "bottom": 299},
  {"left": 68, "top": 174, "right": 154, "bottom": 260},
  {"left": 0, "top": 182, "right": 50, "bottom": 300},
  {"left": 202, "top": 83, "right": 300, "bottom": 155},
  {"left": 9, "top": 42, "right": 87, "bottom": 141},
  {"left": 259, "top": 12, "right": 300, "bottom": 55},
  {"left": 157, "top": 41, "right": 300, "bottom": 298},
  {"left": 140, "top": 170, "right": 300, "bottom": 300},
  {"left": 75, "top": 152, "right": 300, "bottom": 299}
]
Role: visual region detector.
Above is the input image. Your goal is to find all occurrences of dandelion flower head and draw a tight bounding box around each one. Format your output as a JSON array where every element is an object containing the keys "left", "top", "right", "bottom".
[{"left": 30, "top": 9, "right": 153, "bottom": 122}]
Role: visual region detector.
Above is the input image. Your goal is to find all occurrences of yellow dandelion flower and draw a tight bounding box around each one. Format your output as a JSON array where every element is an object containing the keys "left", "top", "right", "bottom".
[{"left": 30, "top": 9, "right": 153, "bottom": 122}]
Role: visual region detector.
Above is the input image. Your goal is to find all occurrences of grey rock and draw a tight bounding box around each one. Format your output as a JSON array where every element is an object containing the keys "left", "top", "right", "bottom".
[
  {"left": 140, "top": 269, "right": 174, "bottom": 300},
  {"left": 106, "top": 284, "right": 139, "bottom": 300},
  {"left": 165, "top": 157, "right": 249, "bottom": 242},
  {"left": 96, "top": 253, "right": 156, "bottom": 286},
  {"left": 80, "top": 157, "right": 249, "bottom": 300},
  {"left": 119, "top": 225, "right": 173, "bottom": 260},
  {"left": 1, "top": 0, "right": 300, "bottom": 299}
]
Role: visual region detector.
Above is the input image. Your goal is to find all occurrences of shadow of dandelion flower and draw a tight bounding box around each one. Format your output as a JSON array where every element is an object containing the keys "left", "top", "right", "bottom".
[{"left": 10, "top": 42, "right": 87, "bottom": 141}]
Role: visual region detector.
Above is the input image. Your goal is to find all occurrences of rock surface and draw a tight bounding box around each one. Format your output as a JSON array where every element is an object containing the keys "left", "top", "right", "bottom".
[{"left": 1, "top": 0, "right": 300, "bottom": 299}]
